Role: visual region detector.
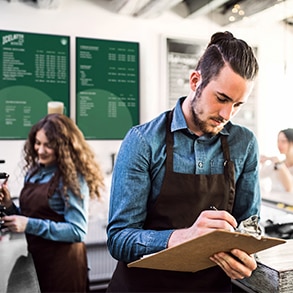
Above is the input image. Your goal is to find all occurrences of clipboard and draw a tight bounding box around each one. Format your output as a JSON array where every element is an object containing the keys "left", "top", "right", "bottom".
[{"left": 127, "top": 230, "right": 286, "bottom": 272}]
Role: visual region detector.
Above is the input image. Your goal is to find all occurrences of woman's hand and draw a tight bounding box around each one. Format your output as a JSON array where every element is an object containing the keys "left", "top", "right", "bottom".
[
  {"left": 0, "top": 183, "right": 13, "bottom": 208},
  {"left": 210, "top": 249, "right": 257, "bottom": 279},
  {"left": 2, "top": 215, "right": 28, "bottom": 233}
]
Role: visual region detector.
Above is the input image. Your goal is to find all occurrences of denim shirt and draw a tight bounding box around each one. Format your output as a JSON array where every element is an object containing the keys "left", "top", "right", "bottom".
[
  {"left": 12, "top": 164, "right": 89, "bottom": 242},
  {"left": 107, "top": 97, "right": 261, "bottom": 263}
]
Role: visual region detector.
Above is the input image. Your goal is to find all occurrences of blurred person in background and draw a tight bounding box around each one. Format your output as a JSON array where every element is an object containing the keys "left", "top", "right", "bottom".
[{"left": 260, "top": 128, "right": 293, "bottom": 193}]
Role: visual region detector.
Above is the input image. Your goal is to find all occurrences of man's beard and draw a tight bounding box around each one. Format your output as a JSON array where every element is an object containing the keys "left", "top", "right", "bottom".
[{"left": 190, "top": 91, "right": 225, "bottom": 136}]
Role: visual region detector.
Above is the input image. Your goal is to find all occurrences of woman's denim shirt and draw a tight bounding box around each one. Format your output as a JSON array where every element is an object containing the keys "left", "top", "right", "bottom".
[
  {"left": 107, "top": 97, "right": 261, "bottom": 262},
  {"left": 11, "top": 164, "right": 89, "bottom": 243}
]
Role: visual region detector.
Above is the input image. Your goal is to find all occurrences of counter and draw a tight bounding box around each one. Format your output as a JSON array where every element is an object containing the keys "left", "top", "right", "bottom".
[
  {"left": 0, "top": 233, "right": 34, "bottom": 293},
  {"left": 234, "top": 240, "right": 293, "bottom": 293},
  {"left": 261, "top": 191, "right": 293, "bottom": 212},
  {"left": 234, "top": 192, "right": 293, "bottom": 293}
]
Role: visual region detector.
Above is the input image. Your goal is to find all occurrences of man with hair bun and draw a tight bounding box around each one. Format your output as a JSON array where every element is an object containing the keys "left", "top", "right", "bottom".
[{"left": 107, "top": 31, "right": 260, "bottom": 292}]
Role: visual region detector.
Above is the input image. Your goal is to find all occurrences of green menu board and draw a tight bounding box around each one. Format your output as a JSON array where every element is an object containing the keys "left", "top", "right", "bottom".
[
  {"left": 0, "top": 30, "right": 70, "bottom": 139},
  {"left": 76, "top": 37, "right": 139, "bottom": 139}
]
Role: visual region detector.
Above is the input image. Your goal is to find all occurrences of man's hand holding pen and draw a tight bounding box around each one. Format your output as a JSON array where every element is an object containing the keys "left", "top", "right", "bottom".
[
  {"left": 167, "top": 208, "right": 257, "bottom": 280},
  {"left": 168, "top": 208, "right": 237, "bottom": 247}
]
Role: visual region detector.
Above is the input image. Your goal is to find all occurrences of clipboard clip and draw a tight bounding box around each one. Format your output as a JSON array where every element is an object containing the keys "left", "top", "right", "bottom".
[{"left": 236, "top": 215, "right": 262, "bottom": 240}]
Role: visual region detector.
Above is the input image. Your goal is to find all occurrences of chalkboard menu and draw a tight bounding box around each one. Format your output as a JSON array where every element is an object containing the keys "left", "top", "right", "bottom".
[
  {"left": 167, "top": 38, "right": 205, "bottom": 109},
  {"left": 0, "top": 30, "right": 70, "bottom": 139},
  {"left": 76, "top": 37, "right": 139, "bottom": 139}
]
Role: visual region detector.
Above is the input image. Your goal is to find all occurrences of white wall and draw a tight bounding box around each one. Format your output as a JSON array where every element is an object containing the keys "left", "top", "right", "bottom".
[
  {"left": 0, "top": 0, "right": 292, "bottom": 196},
  {"left": 227, "top": 3, "right": 293, "bottom": 156}
]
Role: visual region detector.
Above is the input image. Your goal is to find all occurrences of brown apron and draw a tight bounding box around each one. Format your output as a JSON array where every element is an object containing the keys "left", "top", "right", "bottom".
[
  {"left": 107, "top": 110, "right": 236, "bottom": 292},
  {"left": 19, "top": 170, "right": 88, "bottom": 293}
]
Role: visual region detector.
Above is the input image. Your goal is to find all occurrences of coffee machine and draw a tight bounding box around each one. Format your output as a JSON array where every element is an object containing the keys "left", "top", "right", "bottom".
[{"left": 0, "top": 160, "right": 9, "bottom": 231}]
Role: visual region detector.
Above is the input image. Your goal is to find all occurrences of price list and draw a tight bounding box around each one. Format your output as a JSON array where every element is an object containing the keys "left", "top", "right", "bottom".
[
  {"left": 0, "top": 30, "right": 70, "bottom": 139},
  {"left": 76, "top": 38, "right": 139, "bottom": 139}
]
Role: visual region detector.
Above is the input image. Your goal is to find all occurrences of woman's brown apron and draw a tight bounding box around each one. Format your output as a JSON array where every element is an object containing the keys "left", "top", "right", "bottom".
[
  {"left": 107, "top": 110, "right": 236, "bottom": 292},
  {"left": 19, "top": 171, "right": 88, "bottom": 293}
]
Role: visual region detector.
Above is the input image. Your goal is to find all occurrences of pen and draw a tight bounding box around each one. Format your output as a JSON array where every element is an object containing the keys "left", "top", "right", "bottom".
[{"left": 209, "top": 205, "right": 238, "bottom": 231}]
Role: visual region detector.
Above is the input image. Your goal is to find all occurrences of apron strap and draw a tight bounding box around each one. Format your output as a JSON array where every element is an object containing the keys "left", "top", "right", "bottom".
[
  {"left": 47, "top": 170, "right": 60, "bottom": 198},
  {"left": 165, "top": 110, "right": 174, "bottom": 172}
]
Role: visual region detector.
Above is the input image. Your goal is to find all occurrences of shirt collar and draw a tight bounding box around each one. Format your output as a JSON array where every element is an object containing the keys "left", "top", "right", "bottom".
[{"left": 171, "top": 97, "right": 189, "bottom": 132}]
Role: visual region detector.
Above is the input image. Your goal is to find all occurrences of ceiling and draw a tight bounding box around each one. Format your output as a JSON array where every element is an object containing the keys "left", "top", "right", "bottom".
[
  {"left": 105, "top": 0, "right": 293, "bottom": 26},
  {"left": 7, "top": 0, "right": 293, "bottom": 27}
]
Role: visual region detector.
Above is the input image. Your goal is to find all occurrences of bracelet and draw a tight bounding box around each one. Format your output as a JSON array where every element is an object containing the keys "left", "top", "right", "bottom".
[{"left": 274, "top": 161, "right": 284, "bottom": 170}]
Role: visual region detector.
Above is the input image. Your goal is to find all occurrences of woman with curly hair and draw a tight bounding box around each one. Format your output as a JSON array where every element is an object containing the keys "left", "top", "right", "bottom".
[{"left": 0, "top": 113, "right": 104, "bottom": 292}]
